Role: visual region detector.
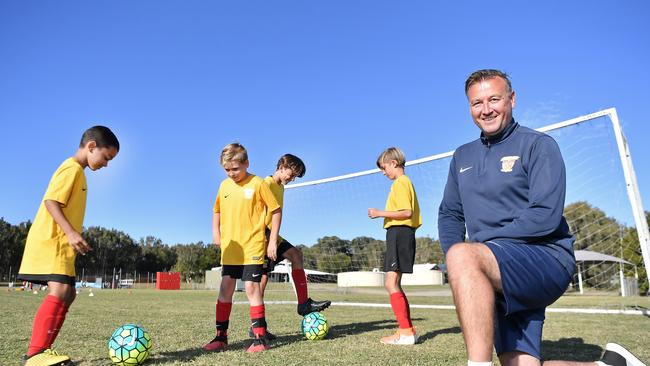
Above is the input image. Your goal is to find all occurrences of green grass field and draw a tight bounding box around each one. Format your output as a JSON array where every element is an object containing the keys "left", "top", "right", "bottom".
[{"left": 2, "top": 285, "right": 649, "bottom": 365}]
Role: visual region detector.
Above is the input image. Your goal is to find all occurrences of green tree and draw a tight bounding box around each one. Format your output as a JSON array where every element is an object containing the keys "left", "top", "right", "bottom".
[
  {"left": 564, "top": 201, "right": 622, "bottom": 253},
  {"left": 349, "top": 236, "right": 384, "bottom": 271},
  {"left": 80, "top": 226, "right": 139, "bottom": 280},
  {"left": 173, "top": 242, "right": 219, "bottom": 282},
  {"left": 415, "top": 236, "right": 444, "bottom": 264},
  {"left": 620, "top": 212, "right": 649, "bottom": 294},
  {"left": 317, "top": 252, "right": 352, "bottom": 273},
  {"left": 0, "top": 218, "right": 30, "bottom": 282},
  {"left": 137, "top": 236, "right": 177, "bottom": 273}
]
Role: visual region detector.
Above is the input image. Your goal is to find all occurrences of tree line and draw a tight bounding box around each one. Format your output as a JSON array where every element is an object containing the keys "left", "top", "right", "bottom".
[{"left": 1, "top": 201, "right": 648, "bottom": 293}]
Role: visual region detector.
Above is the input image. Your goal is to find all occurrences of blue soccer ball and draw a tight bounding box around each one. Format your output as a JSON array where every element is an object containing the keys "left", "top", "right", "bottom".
[
  {"left": 108, "top": 324, "right": 152, "bottom": 365},
  {"left": 301, "top": 312, "right": 329, "bottom": 340}
]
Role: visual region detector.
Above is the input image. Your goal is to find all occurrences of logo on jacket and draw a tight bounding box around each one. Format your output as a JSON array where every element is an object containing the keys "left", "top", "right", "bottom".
[
  {"left": 500, "top": 156, "right": 520, "bottom": 173},
  {"left": 244, "top": 188, "right": 254, "bottom": 199}
]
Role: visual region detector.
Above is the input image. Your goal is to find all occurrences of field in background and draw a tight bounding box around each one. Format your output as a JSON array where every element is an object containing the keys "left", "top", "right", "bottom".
[{"left": 1, "top": 285, "right": 649, "bottom": 365}]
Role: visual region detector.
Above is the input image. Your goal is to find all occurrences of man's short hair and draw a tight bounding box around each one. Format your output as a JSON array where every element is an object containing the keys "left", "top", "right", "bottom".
[
  {"left": 80, "top": 126, "right": 120, "bottom": 151},
  {"left": 376, "top": 147, "right": 406, "bottom": 169},
  {"left": 465, "top": 69, "right": 512, "bottom": 95},
  {"left": 220, "top": 142, "right": 248, "bottom": 165},
  {"left": 276, "top": 154, "right": 306, "bottom": 178}
]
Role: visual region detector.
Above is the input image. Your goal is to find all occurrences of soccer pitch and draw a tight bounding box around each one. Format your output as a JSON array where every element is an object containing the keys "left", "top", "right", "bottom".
[{"left": 2, "top": 286, "right": 649, "bottom": 365}]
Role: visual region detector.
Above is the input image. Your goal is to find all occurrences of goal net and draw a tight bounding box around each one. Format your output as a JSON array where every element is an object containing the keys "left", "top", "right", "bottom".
[{"left": 278, "top": 109, "right": 650, "bottom": 295}]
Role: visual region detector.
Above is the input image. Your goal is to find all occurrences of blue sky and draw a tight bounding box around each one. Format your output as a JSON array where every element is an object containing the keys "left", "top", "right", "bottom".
[{"left": 1, "top": 1, "right": 649, "bottom": 246}]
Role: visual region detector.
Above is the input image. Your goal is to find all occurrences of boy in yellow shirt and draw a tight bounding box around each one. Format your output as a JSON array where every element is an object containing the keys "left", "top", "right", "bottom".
[
  {"left": 203, "top": 143, "right": 282, "bottom": 353},
  {"left": 256, "top": 154, "right": 331, "bottom": 339},
  {"left": 368, "top": 147, "right": 422, "bottom": 345},
  {"left": 18, "top": 126, "right": 119, "bottom": 366}
]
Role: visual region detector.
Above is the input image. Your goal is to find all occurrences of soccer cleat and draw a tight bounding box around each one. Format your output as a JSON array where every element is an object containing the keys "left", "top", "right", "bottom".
[
  {"left": 599, "top": 343, "right": 646, "bottom": 366},
  {"left": 297, "top": 298, "right": 332, "bottom": 316},
  {"left": 22, "top": 349, "right": 70, "bottom": 366},
  {"left": 248, "top": 327, "right": 277, "bottom": 340},
  {"left": 246, "top": 336, "right": 270, "bottom": 353},
  {"left": 380, "top": 327, "right": 418, "bottom": 345},
  {"left": 203, "top": 333, "right": 228, "bottom": 352}
]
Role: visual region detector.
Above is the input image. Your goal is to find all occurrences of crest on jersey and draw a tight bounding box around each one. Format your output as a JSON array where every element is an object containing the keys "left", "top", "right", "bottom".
[
  {"left": 244, "top": 188, "right": 254, "bottom": 199},
  {"left": 500, "top": 156, "right": 520, "bottom": 173}
]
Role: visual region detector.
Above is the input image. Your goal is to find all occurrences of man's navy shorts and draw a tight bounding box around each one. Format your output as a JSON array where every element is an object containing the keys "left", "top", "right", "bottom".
[{"left": 484, "top": 240, "right": 575, "bottom": 360}]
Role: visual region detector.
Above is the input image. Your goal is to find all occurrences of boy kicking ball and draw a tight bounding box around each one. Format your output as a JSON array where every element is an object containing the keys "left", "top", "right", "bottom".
[{"left": 254, "top": 154, "right": 331, "bottom": 340}]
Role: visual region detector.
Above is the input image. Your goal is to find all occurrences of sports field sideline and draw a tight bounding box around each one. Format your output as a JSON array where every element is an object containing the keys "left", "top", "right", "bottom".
[{"left": 2, "top": 285, "right": 649, "bottom": 365}]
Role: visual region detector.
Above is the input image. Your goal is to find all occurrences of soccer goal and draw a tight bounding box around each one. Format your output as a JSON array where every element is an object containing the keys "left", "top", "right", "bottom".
[{"left": 281, "top": 108, "right": 650, "bottom": 295}]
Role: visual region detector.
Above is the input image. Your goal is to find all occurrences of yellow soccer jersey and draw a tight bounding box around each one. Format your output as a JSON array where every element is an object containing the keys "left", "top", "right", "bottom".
[
  {"left": 263, "top": 176, "right": 284, "bottom": 227},
  {"left": 19, "top": 158, "right": 87, "bottom": 276},
  {"left": 384, "top": 175, "right": 422, "bottom": 229},
  {"left": 214, "top": 174, "right": 280, "bottom": 265}
]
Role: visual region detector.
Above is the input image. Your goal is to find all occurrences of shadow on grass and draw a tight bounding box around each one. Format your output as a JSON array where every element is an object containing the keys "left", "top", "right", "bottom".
[
  {"left": 143, "top": 320, "right": 457, "bottom": 362},
  {"left": 541, "top": 337, "right": 603, "bottom": 362},
  {"left": 148, "top": 339, "right": 252, "bottom": 364},
  {"left": 630, "top": 305, "right": 650, "bottom": 319},
  {"left": 417, "top": 326, "right": 461, "bottom": 343},
  {"left": 325, "top": 317, "right": 426, "bottom": 340}
]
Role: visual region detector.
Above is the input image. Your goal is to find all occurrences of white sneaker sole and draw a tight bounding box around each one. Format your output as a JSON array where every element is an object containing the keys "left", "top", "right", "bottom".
[
  {"left": 605, "top": 343, "right": 646, "bottom": 366},
  {"left": 380, "top": 335, "right": 418, "bottom": 345}
]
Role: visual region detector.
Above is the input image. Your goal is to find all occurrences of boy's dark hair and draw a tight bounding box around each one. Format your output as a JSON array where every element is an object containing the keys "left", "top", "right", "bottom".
[
  {"left": 464, "top": 69, "right": 512, "bottom": 95},
  {"left": 80, "top": 126, "right": 120, "bottom": 151},
  {"left": 277, "top": 154, "right": 306, "bottom": 178}
]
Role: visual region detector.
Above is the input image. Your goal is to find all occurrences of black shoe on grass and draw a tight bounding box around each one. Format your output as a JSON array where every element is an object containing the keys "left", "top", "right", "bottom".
[{"left": 297, "top": 298, "right": 332, "bottom": 316}]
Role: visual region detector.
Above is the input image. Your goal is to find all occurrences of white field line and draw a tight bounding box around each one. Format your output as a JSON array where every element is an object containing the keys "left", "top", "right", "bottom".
[{"left": 240, "top": 300, "right": 650, "bottom": 316}]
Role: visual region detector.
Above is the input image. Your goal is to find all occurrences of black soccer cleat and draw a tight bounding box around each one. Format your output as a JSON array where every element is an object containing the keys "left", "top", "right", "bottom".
[
  {"left": 248, "top": 327, "right": 277, "bottom": 341},
  {"left": 297, "top": 298, "right": 332, "bottom": 316},
  {"left": 599, "top": 343, "right": 646, "bottom": 366}
]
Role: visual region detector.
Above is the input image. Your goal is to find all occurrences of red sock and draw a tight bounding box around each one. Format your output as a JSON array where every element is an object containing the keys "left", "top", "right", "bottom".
[
  {"left": 250, "top": 304, "right": 266, "bottom": 337},
  {"left": 28, "top": 295, "right": 67, "bottom": 357},
  {"left": 291, "top": 269, "right": 309, "bottom": 304},
  {"left": 215, "top": 301, "right": 232, "bottom": 334},
  {"left": 389, "top": 291, "right": 413, "bottom": 329},
  {"left": 48, "top": 301, "right": 69, "bottom": 347}
]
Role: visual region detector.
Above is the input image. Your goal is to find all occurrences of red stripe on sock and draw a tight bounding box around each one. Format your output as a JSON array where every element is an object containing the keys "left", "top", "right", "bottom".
[
  {"left": 291, "top": 269, "right": 309, "bottom": 304},
  {"left": 28, "top": 295, "right": 67, "bottom": 357},
  {"left": 389, "top": 291, "right": 413, "bottom": 329}
]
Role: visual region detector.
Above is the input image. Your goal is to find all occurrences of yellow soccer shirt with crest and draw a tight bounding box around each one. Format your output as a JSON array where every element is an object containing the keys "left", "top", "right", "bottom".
[
  {"left": 19, "top": 158, "right": 87, "bottom": 277},
  {"left": 214, "top": 174, "right": 280, "bottom": 265},
  {"left": 384, "top": 174, "right": 422, "bottom": 229}
]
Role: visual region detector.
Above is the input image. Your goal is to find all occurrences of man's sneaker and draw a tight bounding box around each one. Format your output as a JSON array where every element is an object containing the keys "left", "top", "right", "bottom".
[
  {"left": 599, "top": 343, "right": 646, "bottom": 366},
  {"left": 248, "top": 327, "right": 277, "bottom": 340},
  {"left": 246, "top": 336, "right": 270, "bottom": 353},
  {"left": 22, "top": 349, "right": 70, "bottom": 366},
  {"left": 203, "top": 334, "right": 228, "bottom": 352},
  {"left": 297, "top": 298, "right": 332, "bottom": 316},
  {"left": 380, "top": 327, "right": 418, "bottom": 345}
]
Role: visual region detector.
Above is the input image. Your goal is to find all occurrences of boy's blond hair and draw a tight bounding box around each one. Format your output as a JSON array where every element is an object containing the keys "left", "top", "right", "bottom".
[
  {"left": 376, "top": 147, "right": 406, "bottom": 169},
  {"left": 220, "top": 142, "right": 248, "bottom": 165}
]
